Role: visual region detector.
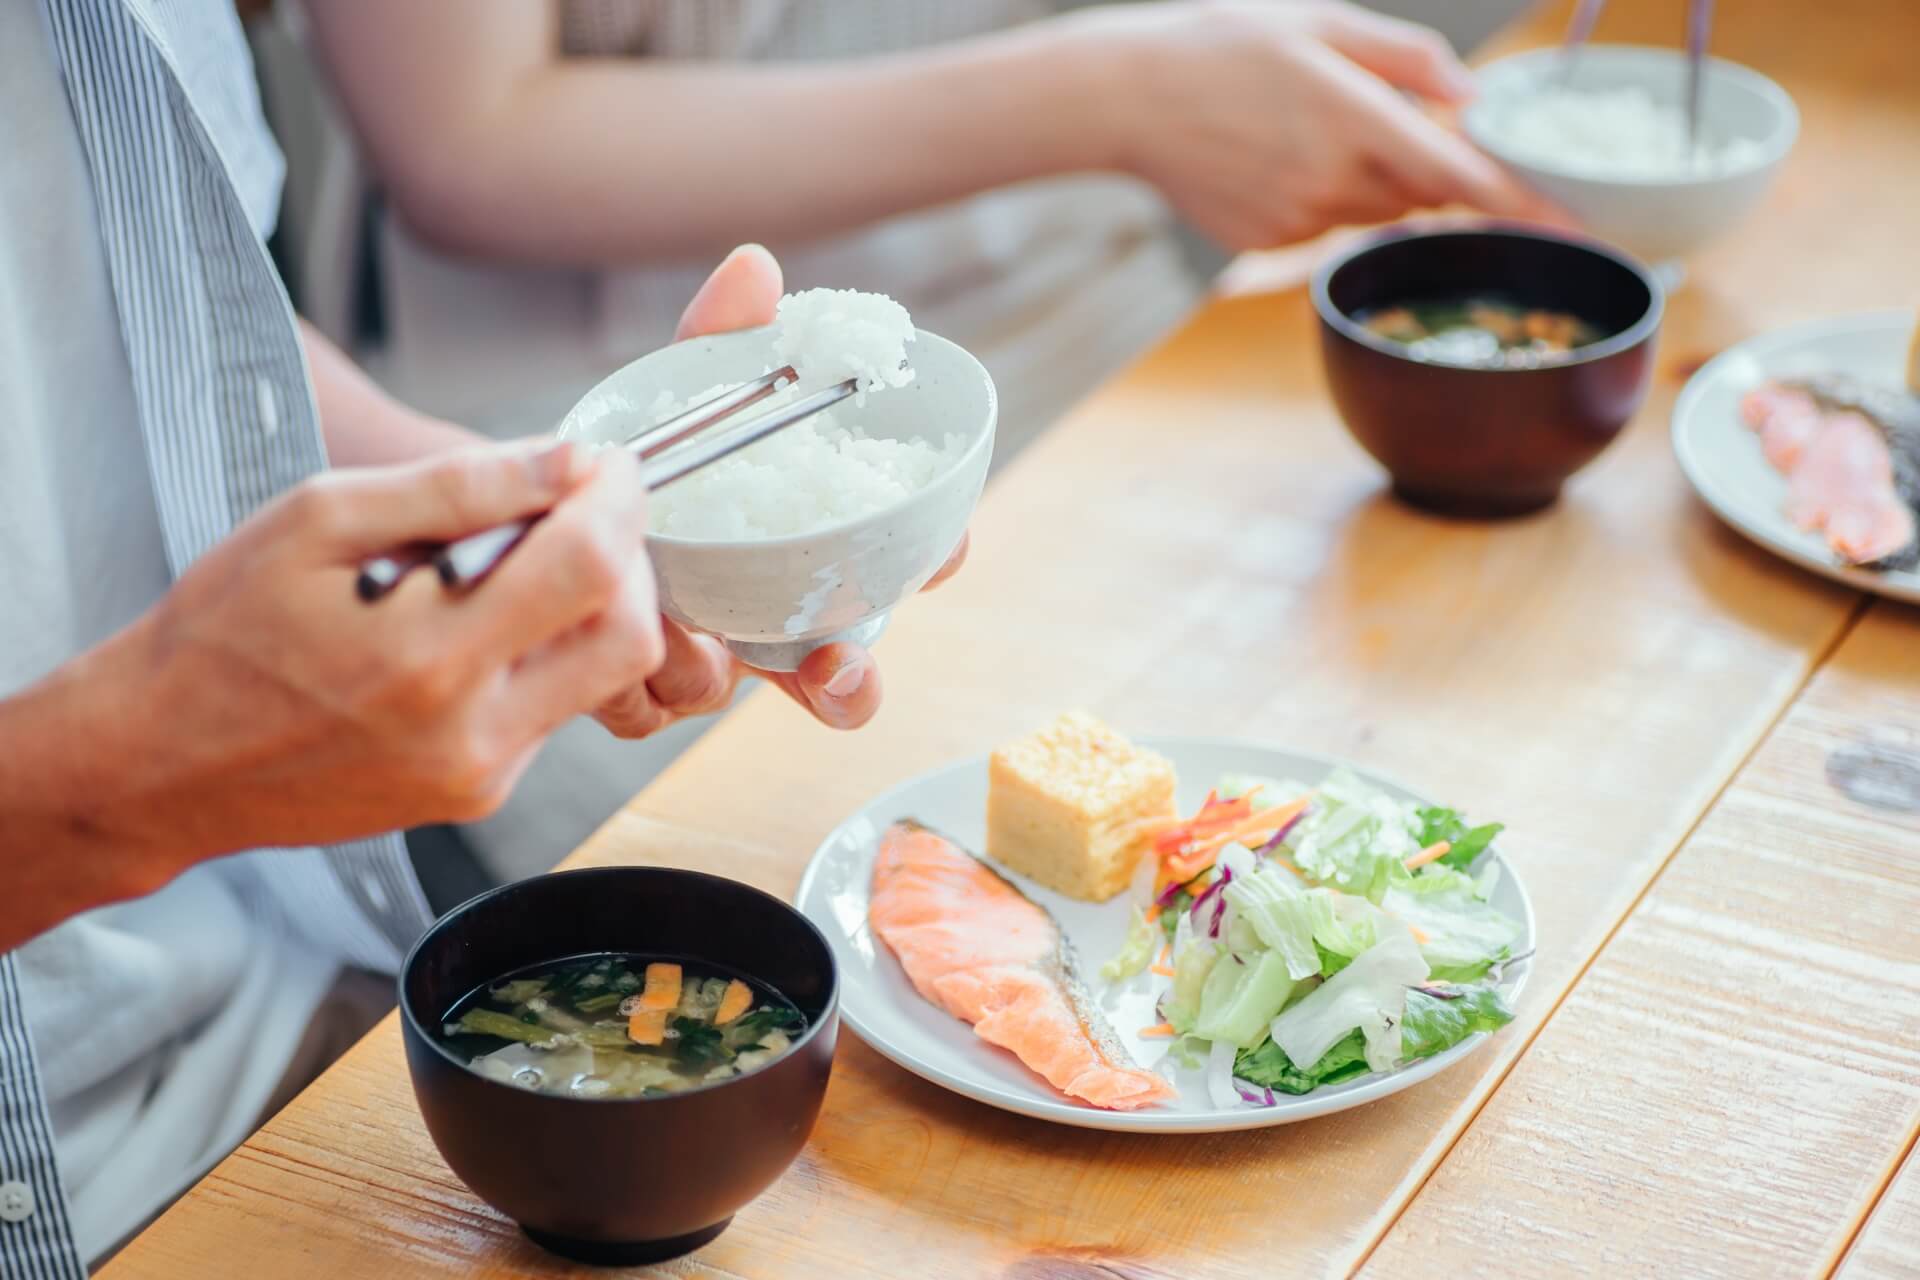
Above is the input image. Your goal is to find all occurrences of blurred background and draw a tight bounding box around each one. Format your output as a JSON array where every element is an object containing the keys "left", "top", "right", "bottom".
[{"left": 232, "top": 0, "right": 1533, "bottom": 903}]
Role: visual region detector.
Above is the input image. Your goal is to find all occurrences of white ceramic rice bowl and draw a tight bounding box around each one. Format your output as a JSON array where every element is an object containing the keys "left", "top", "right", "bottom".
[
  {"left": 556, "top": 326, "right": 995, "bottom": 671},
  {"left": 1465, "top": 45, "right": 1797, "bottom": 265}
]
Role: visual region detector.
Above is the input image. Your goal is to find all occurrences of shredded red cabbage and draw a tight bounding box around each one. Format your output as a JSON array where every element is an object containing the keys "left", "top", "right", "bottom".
[
  {"left": 1255, "top": 806, "right": 1309, "bottom": 857},
  {"left": 1233, "top": 1079, "right": 1279, "bottom": 1107},
  {"left": 1152, "top": 878, "right": 1190, "bottom": 910},
  {"left": 1189, "top": 865, "right": 1235, "bottom": 938}
]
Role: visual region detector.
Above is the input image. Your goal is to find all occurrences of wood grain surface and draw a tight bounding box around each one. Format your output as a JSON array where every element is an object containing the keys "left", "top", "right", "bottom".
[
  {"left": 1361, "top": 607, "right": 1920, "bottom": 1278},
  {"left": 1840, "top": 1139, "right": 1920, "bottom": 1278},
  {"left": 101, "top": 0, "right": 1918, "bottom": 1276}
]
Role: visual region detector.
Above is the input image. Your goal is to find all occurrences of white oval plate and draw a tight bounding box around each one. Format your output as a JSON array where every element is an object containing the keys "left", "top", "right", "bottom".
[
  {"left": 1672, "top": 308, "right": 1920, "bottom": 604},
  {"left": 794, "top": 738, "right": 1535, "bottom": 1134}
]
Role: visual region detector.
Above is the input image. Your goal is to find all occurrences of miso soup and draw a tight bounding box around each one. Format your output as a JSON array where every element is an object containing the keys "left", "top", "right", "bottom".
[
  {"left": 1358, "top": 296, "right": 1603, "bottom": 369},
  {"left": 441, "top": 954, "right": 806, "bottom": 1098}
]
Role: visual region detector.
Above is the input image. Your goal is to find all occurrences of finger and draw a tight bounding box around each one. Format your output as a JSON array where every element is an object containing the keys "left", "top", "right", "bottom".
[
  {"left": 468, "top": 448, "right": 660, "bottom": 660},
  {"left": 293, "top": 438, "right": 588, "bottom": 559},
  {"left": 1314, "top": 5, "right": 1477, "bottom": 104},
  {"left": 1333, "top": 59, "right": 1559, "bottom": 221},
  {"left": 1316, "top": 161, "right": 1425, "bottom": 228},
  {"left": 673, "top": 243, "right": 784, "bottom": 342},
  {"left": 922, "top": 532, "right": 969, "bottom": 592},
  {"left": 594, "top": 681, "right": 674, "bottom": 741},
  {"left": 642, "top": 618, "right": 739, "bottom": 716},
  {"left": 757, "top": 642, "right": 882, "bottom": 731},
  {"left": 504, "top": 571, "right": 667, "bottom": 737}
]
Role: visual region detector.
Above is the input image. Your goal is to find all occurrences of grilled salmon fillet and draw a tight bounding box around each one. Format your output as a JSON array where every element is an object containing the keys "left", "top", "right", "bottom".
[
  {"left": 1742, "top": 375, "right": 1920, "bottom": 570},
  {"left": 869, "top": 821, "right": 1176, "bottom": 1111}
]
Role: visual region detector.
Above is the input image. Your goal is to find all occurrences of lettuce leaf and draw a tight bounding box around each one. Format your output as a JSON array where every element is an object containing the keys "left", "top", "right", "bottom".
[
  {"left": 1162, "top": 941, "right": 1219, "bottom": 1035},
  {"left": 1381, "top": 871, "right": 1522, "bottom": 983},
  {"left": 1270, "top": 928, "right": 1429, "bottom": 1072},
  {"left": 1413, "top": 806, "right": 1505, "bottom": 870},
  {"left": 1223, "top": 871, "right": 1326, "bottom": 980},
  {"left": 1284, "top": 769, "right": 1421, "bottom": 900},
  {"left": 1400, "top": 985, "right": 1516, "bottom": 1060},
  {"left": 1217, "top": 774, "right": 1309, "bottom": 805},
  {"left": 1234, "top": 1029, "right": 1371, "bottom": 1095},
  {"left": 1100, "top": 905, "right": 1159, "bottom": 982},
  {"left": 1193, "top": 949, "right": 1302, "bottom": 1049}
]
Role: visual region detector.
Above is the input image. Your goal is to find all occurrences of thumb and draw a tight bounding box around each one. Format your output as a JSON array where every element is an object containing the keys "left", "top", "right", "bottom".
[
  {"left": 292, "top": 437, "right": 592, "bottom": 558},
  {"left": 674, "top": 243, "right": 785, "bottom": 342},
  {"left": 1316, "top": 7, "right": 1477, "bottom": 104}
]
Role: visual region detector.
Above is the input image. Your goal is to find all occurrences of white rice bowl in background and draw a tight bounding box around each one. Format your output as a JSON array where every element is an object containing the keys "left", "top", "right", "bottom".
[
  {"left": 1465, "top": 46, "right": 1797, "bottom": 267},
  {"left": 1476, "top": 83, "right": 1766, "bottom": 180}
]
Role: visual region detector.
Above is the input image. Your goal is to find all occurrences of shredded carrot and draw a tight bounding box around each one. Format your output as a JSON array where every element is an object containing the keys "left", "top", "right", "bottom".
[
  {"left": 1138, "top": 1022, "right": 1178, "bottom": 1039},
  {"left": 1403, "top": 840, "right": 1452, "bottom": 871},
  {"left": 1154, "top": 796, "right": 1255, "bottom": 855},
  {"left": 1144, "top": 903, "right": 1161, "bottom": 924},
  {"left": 1161, "top": 796, "right": 1313, "bottom": 871},
  {"left": 1156, "top": 940, "right": 1172, "bottom": 968},
  {"left": 627, "top": 1008, "right": 668, "bottom": 1045},
  {"left": 1406, "top": 923, "right": 1432, "bottom": 945},
  {"left": 638, "top": 962, "right": 683, "bottom": 1012},
  {"left": 713, "top": 978, "right": 753, "bottom": 1025},
  {"left": 1149, "top": 963, "right": 1176, "bottom": 978}
]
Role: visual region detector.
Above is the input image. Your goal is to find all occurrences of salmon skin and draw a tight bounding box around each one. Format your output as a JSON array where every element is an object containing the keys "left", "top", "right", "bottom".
[
  {"left": 1742, "top": 375, "right": 1920, "bottom": 570},
  {"left": 869, "top": 820, "right": 1176, "bottom": 1111}
]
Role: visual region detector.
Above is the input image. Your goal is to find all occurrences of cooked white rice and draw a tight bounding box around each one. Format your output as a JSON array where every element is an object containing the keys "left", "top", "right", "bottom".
[
  {"left": 772, "top": 288, "right": 916, "bottom": 404},
  {"left": 648, "top": 289, "right": 958, "bottom": 540},
  {"left": 1484, "top": 83, "right": 1765, "bottom": 179}
]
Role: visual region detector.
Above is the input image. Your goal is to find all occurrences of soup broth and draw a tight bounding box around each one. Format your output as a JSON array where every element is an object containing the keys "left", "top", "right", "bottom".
[
  {"left": 1358, "top": 296, "right": 1603, "bottom": 369},
  {"left": 441, "top": 953, "right": 807, "bottom": 1099}
]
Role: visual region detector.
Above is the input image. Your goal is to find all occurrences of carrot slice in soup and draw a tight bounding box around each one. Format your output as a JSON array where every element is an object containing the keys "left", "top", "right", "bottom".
[
  {"left": 714, "top": 979, "right": 753, "bottom": 1025},
  {"left": 639, "top": 962, "right": 682, "bottom": 1011},
  {"left": 627, "top": 1008, "right": 668, "bottom": 1045}
]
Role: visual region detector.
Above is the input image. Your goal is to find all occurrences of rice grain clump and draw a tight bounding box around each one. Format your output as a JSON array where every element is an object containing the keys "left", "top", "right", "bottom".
[
  {"left": 649, "top": 401, "right": 960, "bottom": 541},
  {"left": 1484, "top": 84, "right": 1765, "bottom": 179},
  {"left": 773, "top": 288, "right": 917, "bottom": 403},
  {"left": 649, "top": 287, "right": 960, "bottom": 540}
]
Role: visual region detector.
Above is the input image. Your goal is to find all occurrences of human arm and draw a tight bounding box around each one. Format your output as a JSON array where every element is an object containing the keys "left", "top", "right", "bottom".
[
  {"left": 302, "top": 0, "right": 1557, "bottom": 266},
  {"left": 0, "top": 438, "right": 661, "bottom": 953},
  {"left": 302, "top": 318, "right": 477, "bottom": 466},
  {"left": 301, "top": 0, "right": 1109, "bottom": 265}
]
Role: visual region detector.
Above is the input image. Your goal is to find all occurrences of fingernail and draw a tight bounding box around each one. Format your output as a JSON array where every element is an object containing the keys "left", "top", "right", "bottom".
[{"left": 822, "top": 657, "right": 868, "bottom": 701}]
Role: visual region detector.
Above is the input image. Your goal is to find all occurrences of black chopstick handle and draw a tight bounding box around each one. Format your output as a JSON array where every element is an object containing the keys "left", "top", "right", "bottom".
[{"left": 356, "top": 546, "right": 435, "bottom": 602}]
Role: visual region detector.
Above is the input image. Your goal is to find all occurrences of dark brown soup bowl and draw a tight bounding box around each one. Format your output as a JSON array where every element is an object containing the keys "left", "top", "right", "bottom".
[
  {"left": 399, "top": 867, "right": 838, "bottom": 1266},
  {"left": 1312, "top": 225, "right": 1663, "bottom": 516}
]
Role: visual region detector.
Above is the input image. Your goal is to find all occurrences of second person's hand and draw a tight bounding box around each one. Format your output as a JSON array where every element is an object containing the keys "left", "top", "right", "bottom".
[{"left": 1071, "top": 0, "right": 1565, "bottom": 249}]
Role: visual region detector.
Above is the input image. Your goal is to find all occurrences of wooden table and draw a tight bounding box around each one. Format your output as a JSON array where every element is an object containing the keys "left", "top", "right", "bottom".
[{"left": 105, "top": 1, "right": 1920, "bottom": 1275}]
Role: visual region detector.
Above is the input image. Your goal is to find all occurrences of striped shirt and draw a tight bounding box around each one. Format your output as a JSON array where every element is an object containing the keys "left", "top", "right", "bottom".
[{"left": 1, "top": 3, "right": 433, "bottom": 1275}]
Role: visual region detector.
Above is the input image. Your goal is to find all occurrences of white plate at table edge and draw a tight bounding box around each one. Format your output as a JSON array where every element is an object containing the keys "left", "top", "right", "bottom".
[
  {"left": 794, "top": 737, "right": 1536, "bottom": 1135},
  {"left": 1672, "top": 307, "right": 1920, "bottom": 605}
]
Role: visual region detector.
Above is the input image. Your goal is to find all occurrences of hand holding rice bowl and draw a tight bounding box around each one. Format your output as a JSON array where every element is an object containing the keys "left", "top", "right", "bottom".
[{"left": 557, "top": 289, "right": 994, "bottom": 671}]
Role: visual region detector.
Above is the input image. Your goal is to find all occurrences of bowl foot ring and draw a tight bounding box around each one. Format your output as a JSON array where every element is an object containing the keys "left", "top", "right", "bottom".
[{"left": 522, "top": 1217, "right": 731, "bottom": 1266}]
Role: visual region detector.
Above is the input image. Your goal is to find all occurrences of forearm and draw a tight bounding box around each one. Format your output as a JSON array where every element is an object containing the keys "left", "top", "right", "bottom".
[
  {"left": 0, "top": 625, "right": 188, "bottom": 951},
  {"left": 302, "top": 320, "right": 479, "bottom": 466},
  {"left": 311, "top": 10, "right": 1122, "bottom": 265}
]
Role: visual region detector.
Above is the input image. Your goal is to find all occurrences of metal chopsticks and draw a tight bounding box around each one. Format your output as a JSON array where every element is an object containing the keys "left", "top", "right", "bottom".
[
  {"left": 1684, "top": 0, "right": 1715, "bottom": 165},
  {"left": 1560, "top": 0, "right": 1716, "bottom": 170},
  {"left": 354, "top": 367, "right": 856, "bottom": 602}
]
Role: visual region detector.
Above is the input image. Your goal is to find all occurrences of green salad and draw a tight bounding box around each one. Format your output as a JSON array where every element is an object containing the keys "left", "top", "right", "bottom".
[{"left": 1105, "top": 769, "right": 1526, "bottom": 1108}]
